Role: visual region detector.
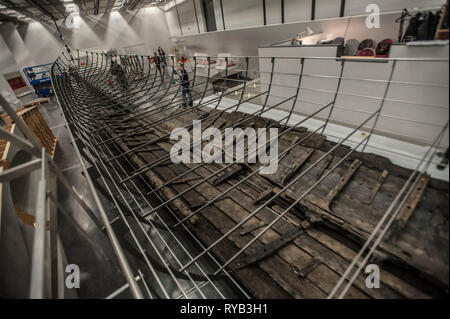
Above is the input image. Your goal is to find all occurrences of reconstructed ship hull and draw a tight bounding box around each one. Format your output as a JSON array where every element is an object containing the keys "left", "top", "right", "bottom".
[{"left": 51, "top": 51, "right": 449, "bottom": 299}]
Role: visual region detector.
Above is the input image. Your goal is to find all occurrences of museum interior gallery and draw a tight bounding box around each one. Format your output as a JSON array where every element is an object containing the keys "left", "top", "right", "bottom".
[{"left": 0, "top": 0, "right": 448, "bottom": 301}]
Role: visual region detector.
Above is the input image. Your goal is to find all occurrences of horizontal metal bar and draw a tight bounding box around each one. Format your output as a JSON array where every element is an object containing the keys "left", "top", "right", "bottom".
[
  {"left": 0, "top": 158, "right": 42, "bottom": 183},
  {"left": 0, "top": 95, "right": 43, "bottom": 151},
  {"left": 165, "top": 54, "right": 449, "bottom": 62},
  {"left": 0, "top": 127, "right": 41, "bottom": 157}
]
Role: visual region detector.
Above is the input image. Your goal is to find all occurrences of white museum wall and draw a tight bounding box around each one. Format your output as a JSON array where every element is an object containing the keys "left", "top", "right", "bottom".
[{"left": 167, "top": 0, "right": 446, "bottom": 55}]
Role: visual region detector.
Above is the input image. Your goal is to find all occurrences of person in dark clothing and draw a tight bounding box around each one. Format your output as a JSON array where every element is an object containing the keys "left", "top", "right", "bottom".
[
  {"left": 153, "top": 52, "right": 164, "bottom": 80},
  {"left": 158, "top": 46, "right": 167, "bottom": 67},
  {"left": 437, "top": 147, "right": 449, "bottom": 170},
  {"left": 111, "top": 56, "right": 128, "bottom": 90},
  {"left": 65, "top": 44, "right": 74, "bottom": 61},
  {"left": 402, "top": 12, "right": 424, "bottom": 42},
  {"left": 178, "top": 64, "right": 193, "bottom": 107}
]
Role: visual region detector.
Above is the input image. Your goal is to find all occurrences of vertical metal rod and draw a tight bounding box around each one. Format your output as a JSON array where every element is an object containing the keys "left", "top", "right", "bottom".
[
  {"left": 235, "top": 57, "right": 250, "bottom": 112},
  {"left": 322, "top": 60, "right": 345, "bottom": 135},
  {"left": 261, "top": 57, "right": 276, "bottom": 113},
  {"left": 48, "top": 158, "right": 58, "bottom": 298},
  {"left": 281, "top": 0, "right": 285, "bottom": 23},
  {"left": 83, "top": 51, "right": 89, "bottom": 79},
  {"left": 340, "top": 0, "right": 346, "bottom": 17},
  {"left": 286, "top": 57, "right": 305, "bottom": 126},
  {"left": 175, "top": 0, "right": 183, "bottom": 35},
  {"left": 262, "top": 0, "right": 267, "bottom": 25},
  {"left": 362, "top": 60, "right": 397, "bottom": 152},
  {"left": 137, "top": 269, "right": 153, "bottom": 299},
  {"left": 193, "top": 0, "right": 201, "bottom": 33},
  {"left": 30, "top": 148, "right": 47, "bottom": 299},
  {"left": 76, "top": 49, "right": 80, "bottom": 70},
  {"left": 311, "top": 0, "right": 316, "bottom": 20},
  {"left": 219, "top": 0, "right": 225, "bottom": 30},
  {"left": 214, "top": 56, "right": 230, "bottom": 109}
]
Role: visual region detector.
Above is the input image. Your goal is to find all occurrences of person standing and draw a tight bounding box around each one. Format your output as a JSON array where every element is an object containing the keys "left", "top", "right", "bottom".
[
  {"left": 438, "top": 147, "right": 449, "bottom": 170},
  {"left": 178, "top": 63, "right": 193, "bottom": 107},
  {"left": 158, "top": 46, "right": 167, "bottom": 67},
  {"left": 111, "top": 56, "right": 128, "bottom": 90},
  {"left": 153, "top": 52, "right": 163, "bottom": 80}
]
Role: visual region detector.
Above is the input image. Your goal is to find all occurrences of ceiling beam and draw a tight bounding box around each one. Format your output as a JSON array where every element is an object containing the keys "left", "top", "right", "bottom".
[
  {"left": 0, "top": 0, "right": 45, "bottom": 22},
  {"left": 72, "top": 0, "right": 87, "bottom": 16},
  {"left": 45, "top": 0, "right": 69, "bottom": 20},
  {"left": 25, "top": 0, "right": 58, "bottom": 20},
  {"left": 25, "top": 0, "right": 65, "bottom": 39},
  {"left": 0, "top": 11, "right": 24, "bottom": 24},
  {"left": 130, "top": 0, "right": 143, "bottom": 11},
  {"left": 121, "top": 0, "right": 147, "bottom": 11}
]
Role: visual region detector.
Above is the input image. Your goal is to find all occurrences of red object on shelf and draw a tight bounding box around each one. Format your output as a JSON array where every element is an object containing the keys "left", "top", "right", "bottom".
[
  {"left": 197, "top": 60, "right": 216, "bottom": 65},
  {"left": 375, "top": 38, "right": 394, "bottom": 56},
  {"left": 7, "top": 76, "right": 27, "bottom": 90},
  {"left": 356, "top": 48, "right": 376, "bottom": 56}
]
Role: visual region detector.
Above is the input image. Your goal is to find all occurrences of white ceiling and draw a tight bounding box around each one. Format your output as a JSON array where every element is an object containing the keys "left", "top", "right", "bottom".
[{"left": 0, "top": 0, "right": 171, "bottom": 24}]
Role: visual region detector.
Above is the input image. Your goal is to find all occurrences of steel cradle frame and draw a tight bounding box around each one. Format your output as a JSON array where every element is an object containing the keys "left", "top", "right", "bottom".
[{"left": 45, "top": 48, "right": 449, "bottom": 299}]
